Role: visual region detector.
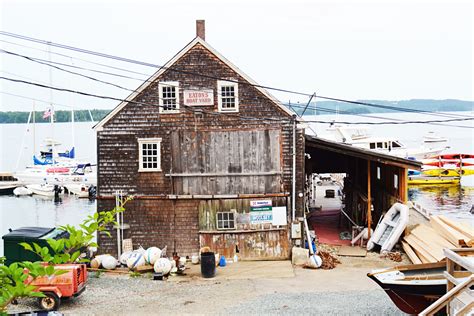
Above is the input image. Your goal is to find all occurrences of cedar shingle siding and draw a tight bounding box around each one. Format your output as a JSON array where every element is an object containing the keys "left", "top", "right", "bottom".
[{"left": 97, "top": 41, "right": 305, "bottom": 258}]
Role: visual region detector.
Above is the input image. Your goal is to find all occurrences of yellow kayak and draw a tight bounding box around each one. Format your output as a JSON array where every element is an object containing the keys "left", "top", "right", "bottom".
[
  {"left": 422, "top": 168, "right": 474, "bottom": 177},
  {"left": 408, "top": 176, "right": 460, "bottom": 185}
]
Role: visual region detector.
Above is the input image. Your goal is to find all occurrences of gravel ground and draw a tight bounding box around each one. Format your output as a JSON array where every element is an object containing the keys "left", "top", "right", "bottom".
[
  {"left": 222, "top": 291, "right": 404, "bottom": 315},
  {"left": 9, "top": 268, "right": 406, "bottom": 315},
  {"left": 8, "top": 250, "right": 410, "bottom": 315}
]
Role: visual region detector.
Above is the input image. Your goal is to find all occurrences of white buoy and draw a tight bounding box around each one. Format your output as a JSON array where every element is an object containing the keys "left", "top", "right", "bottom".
[
  {"left": 90, "top": 254, "right": 108, "bottom": 269},
  {"left": 307, "top": 254, "right": 323, "bottom": 269},
  {"left": 127, "top": 252, "right": 146, "bottom": 270},
  {"left": 144, "top": 247, "right": 162, "bottom": 265},
  {"left": 119, "top": 251, "right": 133, "bottom": 265},
  {"left": 13, "top": 186, "right": 33, "bottom": 196},
  {"left": 101, "top": 255, "right": 118, "bottom": 270},
  {"left": 154, "top": 258, "right": 172, "bottom": 275},
  {"left": 191, "top": 255, "right": 199, "bottom": 264}
]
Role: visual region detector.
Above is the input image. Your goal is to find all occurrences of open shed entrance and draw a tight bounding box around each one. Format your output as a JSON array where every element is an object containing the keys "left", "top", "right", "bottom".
[{"left": 304, "top": 135, "right": 421, "bottom": 246}]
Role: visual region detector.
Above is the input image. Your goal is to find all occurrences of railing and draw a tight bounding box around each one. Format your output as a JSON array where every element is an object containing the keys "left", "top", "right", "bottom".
[
  {"left": 409, "top": 201, "right": 431, "bottom": 219},
  {"left": 420, "top": 248, "right": 474, "bottom": 315}
]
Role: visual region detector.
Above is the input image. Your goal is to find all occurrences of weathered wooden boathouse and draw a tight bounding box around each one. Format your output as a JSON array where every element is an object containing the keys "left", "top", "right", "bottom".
[
  {"left": 94, "top": 21, "right": 305, "bottom": 259},
  {"left": 94, "top": 21, "right": 421, "bottom": 259}
]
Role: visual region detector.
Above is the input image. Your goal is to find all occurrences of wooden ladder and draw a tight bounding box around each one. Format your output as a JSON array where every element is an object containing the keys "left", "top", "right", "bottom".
[{"left": 420, "top": 248, "right": 473, "bottom": 316}]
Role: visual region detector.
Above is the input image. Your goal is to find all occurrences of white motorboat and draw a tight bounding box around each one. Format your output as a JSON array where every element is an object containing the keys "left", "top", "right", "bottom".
[
  {"left": 0, "top": 173, "right": 22, "bottom": 195},
  {"left": 367, "top": 202, "right": 409, "bottom": 253},
  {"left": 15, "top": 163, "right": 97, "bottom": 186},
  {"left": 66, "top": 183, "right": 90, "bottom": 198},
  {"left": 317, "top": 124, "right": 447, "bottom": 159},
  {"left": 13, "top": 186, "right": 33, "bottom": 196},
  {"left": 423, "top": 131, "right": 448, "bottom": 143},
  {"left": 26, "top": 184, "right": 60, "bottom": 197}
]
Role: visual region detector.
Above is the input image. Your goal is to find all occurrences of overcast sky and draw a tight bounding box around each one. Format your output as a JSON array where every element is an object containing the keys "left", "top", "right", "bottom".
[{"left": 0, "top": 0, "right": 472, "bottom": 112}]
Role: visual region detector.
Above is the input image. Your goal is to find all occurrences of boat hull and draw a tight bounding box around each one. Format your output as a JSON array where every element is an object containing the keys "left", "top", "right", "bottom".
[
  {"left": 0, "top": 185, "right": 15, "bottom": 195},
  {"left": 367, "top": 273, "right": 445, "bottom": 314}
]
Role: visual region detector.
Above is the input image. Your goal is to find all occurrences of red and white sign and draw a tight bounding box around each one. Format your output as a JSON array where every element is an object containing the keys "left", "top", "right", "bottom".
[{"left": 183, "top": 89, "right": 214, "bottom": 106}]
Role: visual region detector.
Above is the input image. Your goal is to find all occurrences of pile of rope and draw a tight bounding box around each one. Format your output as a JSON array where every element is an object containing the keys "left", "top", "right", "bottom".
[
  {"left": 381, "top": 251, "right": 402, "bottom": 262},
  {"left": 319, "top": 250, "right": 341, "bottom": 269}
]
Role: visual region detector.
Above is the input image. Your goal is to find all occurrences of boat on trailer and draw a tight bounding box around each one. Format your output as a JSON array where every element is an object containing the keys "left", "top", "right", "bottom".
[{"left": 368, "top": 262, "right": 447, "bottom": 314}]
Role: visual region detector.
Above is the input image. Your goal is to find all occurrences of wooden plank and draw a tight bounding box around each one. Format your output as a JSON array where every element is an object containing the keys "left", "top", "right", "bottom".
[
  {"left": 404, "top": 235, "right": 438, "bottom": 262},
  {"left": 401, "top": 240, "right": 422, "bottom": 264},
  {"left": 405, "top": 233, "right": 445, "bottom": 261},
  {"left": 411, "top": 224, "right": 456, "bottom": 249},
  {"left": 437, "top": 215, "right": 474, "bottom": 240},
  {"left": 443, "top": 249, "right": 474, "bottom": 272},
  {"left": 413, "top": 248, "right": 431, "bottom": 264},
  {"left": 431, "top": 216, "right": 470, "bottom": 246}
]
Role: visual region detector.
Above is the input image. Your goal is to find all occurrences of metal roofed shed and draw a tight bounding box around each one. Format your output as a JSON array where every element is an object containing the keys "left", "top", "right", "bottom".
[
  {"left": 304, "top": 135, "right": 422, "bottom": 246},
  {"left": 2, "top": 227, "right": 69, "bottom": 265}
]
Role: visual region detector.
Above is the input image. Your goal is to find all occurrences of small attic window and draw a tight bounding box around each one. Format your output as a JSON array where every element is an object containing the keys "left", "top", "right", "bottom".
[
  {"left": 159, "top": 81, "right": 180, "bottom": 113},
  {"left": 217, "top": 80, "right": 238, "bottom": 112}
]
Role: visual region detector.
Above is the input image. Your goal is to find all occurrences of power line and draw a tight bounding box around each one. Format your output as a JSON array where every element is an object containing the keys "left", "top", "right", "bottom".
[
  {"left": 4, "top": 43, "right": 473, "bottom": 129},
  {"left": 0, "top": 38, "right": 150, "bottom": 78},
  {"left": 289, "top": 103, "right": 474, "bottom": 129},
  {"left": 2, "top": 76, "right": 472, "bottom": 128},
  {"left": 1, "top": 30, "right": 471, "bottom": 121}
]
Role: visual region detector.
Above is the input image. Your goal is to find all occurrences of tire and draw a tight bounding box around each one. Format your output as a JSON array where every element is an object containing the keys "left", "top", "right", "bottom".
[{"left": 38, "top": 292, "right": 60, "bottom": 311}]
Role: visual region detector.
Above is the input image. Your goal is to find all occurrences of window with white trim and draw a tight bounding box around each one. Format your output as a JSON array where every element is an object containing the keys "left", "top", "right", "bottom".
[
  {"left": 216, "top": 212, "right": 235, "bottom": 230},
  {"left": 158, "top": 82, "right": 179, "bottom": 113},
  {"left": 217, "top": 80, "right": 238, "bottom": 112},
  {"left": 138, "top": 138, "right": 161, "bottom": 172}
]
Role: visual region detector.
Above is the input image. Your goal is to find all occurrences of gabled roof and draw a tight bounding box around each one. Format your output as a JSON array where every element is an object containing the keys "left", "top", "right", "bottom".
[{"left": 94, "top": 37, "right": 295, "bottom": 131}]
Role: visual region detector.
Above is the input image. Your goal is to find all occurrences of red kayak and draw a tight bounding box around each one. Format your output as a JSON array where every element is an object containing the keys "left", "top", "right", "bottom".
[
  {"left": 430, "top": 154, "right": 474, "bottom": 160},
  {"left": 424, "top": 160, "right": 474, "bottom": 167}
]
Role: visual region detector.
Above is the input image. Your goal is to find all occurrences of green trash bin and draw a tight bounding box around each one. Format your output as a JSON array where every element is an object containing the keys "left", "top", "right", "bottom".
[{"left": 2, "top": 227, "right": 69, "bottom": 265}]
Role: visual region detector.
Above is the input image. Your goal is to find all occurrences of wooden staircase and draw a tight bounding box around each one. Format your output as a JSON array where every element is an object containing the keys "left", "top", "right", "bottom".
[{"left": 420, "top": 249, "right": 473, "bottom": 315}]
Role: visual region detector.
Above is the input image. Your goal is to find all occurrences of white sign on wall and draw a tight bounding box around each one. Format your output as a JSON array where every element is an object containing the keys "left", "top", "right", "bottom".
[{"left": 183, "top": 89, "right": 214, "bottom": 106}]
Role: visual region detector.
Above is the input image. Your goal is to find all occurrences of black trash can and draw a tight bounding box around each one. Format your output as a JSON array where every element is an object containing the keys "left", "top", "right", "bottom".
[
  {"left": 2, "top": 227, "right": 69, "bottom": 265},
  {"left": 200, "top": 252, "right": 216, "bottom": 278}
]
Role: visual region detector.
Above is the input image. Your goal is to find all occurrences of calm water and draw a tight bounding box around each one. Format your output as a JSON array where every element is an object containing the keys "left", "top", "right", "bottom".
[{"left": 0, "top": 113, "right": 473, "bottom": 256}]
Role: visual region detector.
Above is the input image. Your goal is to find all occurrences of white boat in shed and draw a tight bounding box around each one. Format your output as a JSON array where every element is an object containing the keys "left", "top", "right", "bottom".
[{"left": 367, "top": 203, "right": 409, "bottom": 253}]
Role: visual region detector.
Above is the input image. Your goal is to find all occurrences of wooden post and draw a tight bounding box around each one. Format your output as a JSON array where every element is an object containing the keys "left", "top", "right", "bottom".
[
  {"left": 400, "top": 168, "right": 407, "bottom": 203},
  {"left": 367, "top": 160, "right": 372, "bottom": 239}
]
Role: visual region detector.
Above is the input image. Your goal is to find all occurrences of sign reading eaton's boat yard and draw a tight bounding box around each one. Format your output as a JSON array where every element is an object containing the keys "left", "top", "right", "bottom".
[
  {"left": 250, "top": 200, "right": 272, "bottom": 224},
  {"left": 183, "top": 89, "right": 213, "bottom": 106}
]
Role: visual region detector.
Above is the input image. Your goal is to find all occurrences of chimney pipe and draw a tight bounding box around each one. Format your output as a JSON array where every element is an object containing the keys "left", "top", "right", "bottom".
[{"left": 196, "top": 20, "right": 205, "bottom": 40}]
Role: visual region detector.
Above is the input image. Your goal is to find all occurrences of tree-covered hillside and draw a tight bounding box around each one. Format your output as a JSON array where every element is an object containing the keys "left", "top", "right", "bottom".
[
  {"left": 0, "top": 109, "right": 110, "bottom": 123},
  {"left": 0, "top": 99, "right": 472, "bottom": 123}
]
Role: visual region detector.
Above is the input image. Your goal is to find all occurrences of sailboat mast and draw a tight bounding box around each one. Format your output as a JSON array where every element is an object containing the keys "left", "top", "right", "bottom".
[
  {"left": 33, "top": 101, "right": 36, "bottom": 155},
  {"left": 48, "top": 42, "right": 55, "bottom": 163}
]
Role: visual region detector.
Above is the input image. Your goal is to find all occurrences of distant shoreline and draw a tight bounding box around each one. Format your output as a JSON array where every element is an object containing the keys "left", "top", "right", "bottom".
[{"left": 0, "top": 99, "right": 472, "bottom": 123}]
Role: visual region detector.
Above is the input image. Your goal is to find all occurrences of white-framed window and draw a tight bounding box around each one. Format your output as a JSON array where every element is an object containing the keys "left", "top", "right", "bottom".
[
  {"left": 217, "top": 80, "right": 238, "bottom": 112},
  {"left": 158, "top": 81, "right": 180, "bottom": 113},
  {"left": 216, "top": 212, "right": 235, "bottom": 230},
  {"left": 138, "top": 138, "right": 162, "bottom": 172}
]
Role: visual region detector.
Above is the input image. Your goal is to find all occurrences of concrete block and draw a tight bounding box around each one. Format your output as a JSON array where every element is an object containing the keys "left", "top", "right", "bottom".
[{"left": 291, "top": 246, "right": 309, "bottom": 265}]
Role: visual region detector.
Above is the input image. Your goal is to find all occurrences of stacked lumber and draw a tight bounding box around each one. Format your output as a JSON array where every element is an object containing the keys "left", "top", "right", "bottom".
[{"left": 402, "top": 215, "right": 473, "bottom": 264}]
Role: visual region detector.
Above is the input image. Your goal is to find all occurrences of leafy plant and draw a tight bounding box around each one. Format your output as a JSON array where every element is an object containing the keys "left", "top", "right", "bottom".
[
  {"left": 21, "top": 196, "right": 132, "bottom": 265},
  {"left": 0, "top": 260, "right": 65, "bottom": 314},
  {"left": 129, "top": 271, "right": 141, "bottom": 278}
]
